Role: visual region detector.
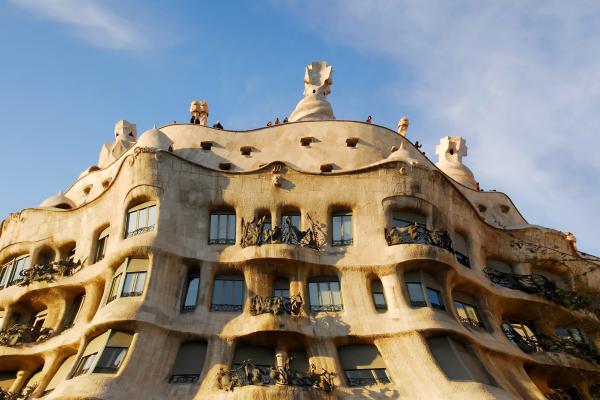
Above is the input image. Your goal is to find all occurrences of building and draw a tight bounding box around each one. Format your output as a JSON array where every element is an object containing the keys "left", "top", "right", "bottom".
[{"left": 0, "top": 61, "right": 599, "bottom": 400}]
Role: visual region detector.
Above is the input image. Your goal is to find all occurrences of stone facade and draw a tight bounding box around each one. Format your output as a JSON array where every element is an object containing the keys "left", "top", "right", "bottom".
[{"left": 0, "top": 109, "right": 599, "bottom": 398}]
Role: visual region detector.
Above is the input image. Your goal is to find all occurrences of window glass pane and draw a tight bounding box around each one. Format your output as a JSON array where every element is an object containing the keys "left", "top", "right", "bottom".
[
  {"left": 332, "top": 216, "right": 341, "bottom": 241},
  {"left": 342, "top": 216, "right": 352, "bottom": 240},
  {"left": 108, "top": 274, "right": 121, "bottom": 301},
  {"left": 127, "top": 211, "right": 138, "bottom": 233},
  {"left": 0, "top": 264, "right": 10, "bottom": 287},
  {"left": 223, "top": 280, "right": 233, "bottom": 304},
  {"left": 122, "top": 273, "right": 135, "bottom": 295},
  {"left": 96, "top": 236, "right": 107, "bottom": 262},
  {"left": 212, "top": 280, "right": 223, "bottom": 305},
  {"left": 209, "top": 214, "right": 218, "bottom": 240},
  {"left": 138, "top": 208, "right": 148, "bottom": 229},
  {"left": 274, "top": 288, "right": 289, "bottom": 298},
  {"left": 227, "top": 214, "right": 236, "bottom": 241},
  {"left": 147, "top": 205, "right": 156, "bottom": 227},
  {"left": 94, "top": 347, "right": 128, "bottom": 373},
  {"left": 465, "top": 305, "right": 479, "bottom": 323},
  {"left": 134, "top": 272, "right": 146, "bottom": 293},
  {"left": 407, "top": 283, "right": 425, "bottom": 305},
  {"left": 184, "top": 278, "right": 199, "bottom": 307},
  {"left": 373, "top": 293, "right": 386, "bottom": 308},
  {"left": 427, "top": 288, "right": 444, "bottom": 309},
  {"left": 319, "top": 282, "right": 332, "bottom": 305},
  {"left": 218, "top": 215, "right": 227, "bottom": 240},
  {"left": 233, "top": 280, "right": 243, "bottom": 305},
  {"left": 309, "top": 282, "right": 318, "bottom": 306},
  {"left": 330, "top": 281, "right": 342, "bottom": 305},
  {"left": 455, "top": 302, "right": 467, "bottom": 319}
]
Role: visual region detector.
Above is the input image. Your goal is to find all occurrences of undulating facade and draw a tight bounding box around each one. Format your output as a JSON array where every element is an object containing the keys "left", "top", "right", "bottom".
[{"left": 0, "top": 62, "right": 599, "bottom": 400}]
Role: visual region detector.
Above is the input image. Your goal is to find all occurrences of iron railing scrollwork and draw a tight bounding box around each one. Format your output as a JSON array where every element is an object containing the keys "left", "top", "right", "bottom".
[
  {"left": 484, "top": 267, "right": 600, "bottom": 316},
  {"left": 454, "top": 251, "right": 471, "bottom": 268},
  {"left": 250, "top": 295, "right": 303, "bottom": 316},
  {"left": 17, "top": 259, "right": 83, "bottom": 287},
  {"left": 0, "top": 384, "right": 36, "bottom": 400},
  {"left": 537, "top": 334, "right": 600, "bottom": 364},
  {"left": 210, "top": 304, "right": 243, "bottom": 312},
  {"left": 240, "top": 215, "right": 326, "bottom": 251},
  {"left": 544, "top": 388, "right": 585, "bottom": 400},
  {"left": 0, "top": 324, "right": 54, "bottom": 347},
  {"left": 121, "top": 291, "right": 143, "bottom": 298},
  {"left": 126, "top": 225, "right": 155, "bottom": 238},
  {"left": 169, "top": 374, "right": 200, "bottom": 384},
  {"left": 458, "top": 316, "right": 484, "bottom": 329},
  {"left": 384, "top": 224, "right": 454, "bottom": 254},
  {"left": 501, "top": 323, "right": 540, "bottom": 354},
  {"left": 310, "top": 304, "right": 343, "bottom": 313},
  {"left": 216, "top": 359, "right": 335, "bottom": 392}
]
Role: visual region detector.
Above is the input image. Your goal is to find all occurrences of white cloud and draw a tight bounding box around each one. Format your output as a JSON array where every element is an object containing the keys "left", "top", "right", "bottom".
[
  {"left": 10, "top": 0, "right": 148, "bottom": 50},
  {"left": 284, "top": 0, "right": 600, "bottom": 254}
]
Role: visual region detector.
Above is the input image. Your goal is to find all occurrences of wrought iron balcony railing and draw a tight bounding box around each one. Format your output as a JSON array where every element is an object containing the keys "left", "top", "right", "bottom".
[
  {"left": 17, "top": 259, "right": 83, "bottom": 287},
  {"left": 345, "top": 369, "right": 391, "bottom": 387},
  {"left": 240, "top": 216, "right": 326, "bottom": 251},
  {"left": 216, "top": 359, "right": 335, "bottom": 392},
  {"left": 250, "top": 295, "right": 303, "bottom": 316},
  {"left": 384, "top": 224, "right": 454, "bottom": 254},
  {"left": 537, "top": 334, "right": 600, "bottom": 364},
  {"left": 458, "top": 316, "right": 484, "bottom": 329},
  {"left": 454, "top": 251, "right": 471, "bottom": 268},
  {"left": 0, "top": 324, "right": 54, "bottom": 347},
  {"left": 169, "top": 374, "right": 200, "bottom": 384},
  {"left": 484, "top": 267, "right": 600, "bottom": 316},
  {"left": 210, "top": 303, "right": 243, "bottom": 312},
  {"left": 501, "top": 323, "right": 540, "bottom": 354},
  {"left": 126, "top": 224, "right": 155, "bottom": 238},
  {"left": 0, "top": 385, "right": 35, "bottom": 400},
  {"left": 121, "top": 291, "right": 143, "bottom": 298},
  {"left": 310, "top": 304, "right": 343, "bottom": 313}
]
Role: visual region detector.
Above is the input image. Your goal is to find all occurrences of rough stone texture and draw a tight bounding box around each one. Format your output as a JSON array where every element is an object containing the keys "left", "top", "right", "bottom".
[{"left": 0, "top": 120, "right": 598, "bottom": 399}]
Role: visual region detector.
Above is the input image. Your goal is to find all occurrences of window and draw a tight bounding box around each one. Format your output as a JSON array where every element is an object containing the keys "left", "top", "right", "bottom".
[
  {"left": 281, "top": 212, "right": 301, "bottom": 244},
  {"left": 555, "top": 327, "right": 586, "bottom": 344},
  {"left": 64, "top": 295, "right": 85, "bottom": 328},
  {"left": 94, "top": 347, "right": 128, "bottom": 373},
  {"left": 427, "top": 336, "right": 493, "bottom": 385},
  {"left": 182, "top": 268, "right": 200, "bottom": 312},
  {"left": 427, "top": 288, "right": 445, "bottom": 310},
  {"left": 273, "top": 278, "right": 290, "bottom": 298},
  {"left": 371, "top": 280, "right": 387, "bottom": 310},
  {"left": 453, "top": 233, "right": 470, "bottom": 268},
  {"left": 405, "top": 271, "right": 445, "bottom": 310},
  {"left": 502, "top": 321, "right": 540, "bottom": 353},
  {"left": 338, "top": 345, "right": 390, "bottom": 386},
  {"left": 391, "top": 210, "right": 426, "bottom": 228},
  {"left": 209, "top": 211, "right": 236, "bottom": 244},
  {"left": 94, "top": 227, "right": 109, "bottom": 263},
  {"left": 332, "top": 212, "right": 353, "bottom": 246},
  {"left": 454, "top": 301, "right": 483, "bottom": 328},
  {"left": 486, "top": 259, "right": 513, "bottom": 274},
  {"left": 257, "top": 213, "right": 272, "bottom": 243},
  {"left": 121, "top": 272, "right": 147, "bottom": 297},
  {"left": 211, "top": 274, "right": 244, "bottom": 312},
  {"left": 1, "top": 255, "right": 31, "bottom": 287},
  {"left": 125, "top": 202, "right": 156, "bottom": 237},
  {"left": 71, "top": 353, "right": 97, "bottom": 377},
  {"left": 107, "top": 273, "right": 122, "bottom": 303},
  {"left": 308, "top": 277, "right": 343, "bottom": 312},
  {"left": 170, "top": 341, "right": 208, "bottom": 384},
  {"left": 32, "top": 309, "right": 47, "bottom": 329},
  {"left": 233, "top": 345, "right": 274, "bottom": 370},
  {"left": 44, "top": 354, "right": 77, "bottom": 395}
]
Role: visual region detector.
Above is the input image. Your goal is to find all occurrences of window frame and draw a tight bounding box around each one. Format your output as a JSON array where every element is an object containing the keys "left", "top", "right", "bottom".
[
  {"left": 125, "top": 202, "right": 157, "bottom": 238},
  {"left": 208, "top": 211, "right": 236, "bottom": 245},
  {"left": 71, "top": 353, "right": 97, "bottom": 378},
  {"left": 308, "top": 278, "right": 343, "bottom": 313},
  {"left": 182, "top": 272, "right": 200, "bottom": 312},
  {"left": 371, "top": 280, "right": 387, "bottom": 311},
  {"left": 94, "top": 228, "right": 109, "bottom": 263},
  {"left": 332, "top": 211, "right": 353, "bottom": 246},
  {"left": 454, "top": 300, "right": 483, "bottom": 328},
  {"left": 210, "top": 275, "right": 245, "bottom": 312},
  {"left": 121, "top": 271, "right": 147, "bottom": 297},
  {"left": 93, "top": 346, "right": 128, "bottom": 374}
]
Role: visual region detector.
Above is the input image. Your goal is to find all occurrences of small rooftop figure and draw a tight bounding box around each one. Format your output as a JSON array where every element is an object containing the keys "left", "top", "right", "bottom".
[
  {"left": 397, "top": 116, "right": 409, "bottom": 136},
  {"left": 190, "top": 100, "right": 209, "bottom": 126},
  {"left": 283, "top": 117, "right": 288, "bottom": 123},
  {"left": 275, "top": 117, "right": 280, "bottom": 125},
  {"left": 267, "top": 121, "right": 273, "bottom": 127},
  {"left": 213, "top": 121, "right": 223, "bottom": 130},
  {"left": 366, "top": 115, "right": 372, "bottom": 124}
]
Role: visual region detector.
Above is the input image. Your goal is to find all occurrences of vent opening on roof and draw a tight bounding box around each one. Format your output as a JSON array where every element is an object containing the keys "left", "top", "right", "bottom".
[
  {"left": 300, "top": 137, "right": 313, "bottom": 146},
  {"left": 219, "top": 163, "right": 232, "bottom": 171},
  {"left": 240, "top": 146, "right": 252, "bottom": 156},
  {"left": 346, "top": 138, "right": 359, "bottom": 147},
  {"left": 320, "top": 163, "right": 334, "bottom": 173},
  {"left": 200, "top": 141, "right": 213, "bottom": 150}
]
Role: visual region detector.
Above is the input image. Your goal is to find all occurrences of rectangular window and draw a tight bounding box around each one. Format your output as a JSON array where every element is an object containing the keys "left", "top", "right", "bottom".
[
  {"left": 345, "top": 368, "right": 391, "bottom": 386},
  {"left": 309, "top": 280, "right": 343, "bottom": 312},
  {"left": 332, "top": 212, "right": 353, "bottom": 246},
  {"left": 94, "top": 347, "right": 128, "bottom": 373},
  {"left": 65, "top": 295, "right": 85, "bottom": 328},
  {"left": 183, "top": 277, "right": 200, "bottom": 311},
  {"left": 121, "top": 272, "right": 147, "bottom": 297},
  {"left": 107, "top": 273, "right": 122, "bottom": 303},
  {"left": 9, "top": 256, "right": 30, "bottom": 286},
  {"left": 71, "top": 353, "right": 97, "bottom": 378},
  {"left": 371, "top": 281, "right": 387, "bottom": 310},
  {"left": 273, "top": 288, "right": 290, "bottom": 298},
  {"left": 0, "top": 262, "right": 12, "bottom": 288},
  {"left": 126, "top": 204, "right": 156, "bottom": 237},
  {"left": 95, "top": 235, "right": 108, "bottom": 263},
  {"left": 209, "top": 212, "right": 236, "bottom": 244},
  {"left": 454, "top": 301, "right": 482, "bottom": 328},
  {"left": 427, "top": 288, "right": 445, "bottom": 310},
  {"left": 211, "top": 277, "right": 244, "bottom": 312},
  {"left": 406, "top": 283, "right": 426, "bottom": 307}
]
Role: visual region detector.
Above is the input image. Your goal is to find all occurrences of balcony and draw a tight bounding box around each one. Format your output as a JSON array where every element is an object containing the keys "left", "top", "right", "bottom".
[
  {"left": 0, "top": 324, "right": 54, "bottom": 347},
  {"left": 17, "top": 259, "right": 83, "bottom": 287},
  {"left": 240, "top": 216, "right": 326, "bottom": 251},
  {"left": 537, "top": 334, "right": 600, "bottom": 364},
  {"left": 484, "top": 267, "right": 600, "bottom": 316},
  {"left": 250, "top": 295, "right": 303, "bottom": 316},
  {"left": 216, "top": 360, "right": 335, "bottom": 392},
  {"left": 384, "top": 224, "right": 454, "bottom": 254}
]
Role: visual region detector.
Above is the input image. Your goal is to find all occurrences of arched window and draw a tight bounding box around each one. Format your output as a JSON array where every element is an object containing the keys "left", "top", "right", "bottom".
[
  {"left": 371, "top": 280, "right": 387, "bottom": 310},
  {"left": 182, "top": 267, "right": 200, "bottom": 312},
  {"left": 71, "top": 330, "right": 133, "bottom": 378},
  {"left": 43, "top": 354, "right": 77, "bottom": 395},
  {"left": 338, "top": 345, "right": 390, "bottom": 386},
  {"left": 273, "top": 278, "right": 290, "bottom": 298},
  {"left": 36, "top": 248, "right": 55, "bottom": 266},
  {"left": 427, "top": 336, "right": 493, "bottom": 385},
  {"left": 453, "top": 232, "right": 470, "bottom": 268},
  {"left": 308, "top": 276, "right": 343, "bottom": 312},
  {"left": 125, "top": 201, "right": 156, "bottom": 237},
  {"left": 281, "top": 211, "right": 301, "bottom": 244},
  {"left": 233, "top": 344, "right": 274, "bottom": 369},
  {"left": 170, "top": 341, "right": 208, "bottom": 384},
  {"left": 209, "top": 211, "right": 236, "bottom": 244},
  {"left": 405, "top": 271, "right": 445, "bottom": 310},
  {"left": 106, "top": 258, "right": 148, "bottom": 303},
  {"left": 0, "top": 255, "right": 31, "bottom": 288},
  {"left": 94, "top": 226, "right": 110, "bottom": 263},
  {"left": 332, "top": 211, "right": 353, "bottom": 246},
  {"left": 211, "top": 274, "right": 244, "bottom": 312}
]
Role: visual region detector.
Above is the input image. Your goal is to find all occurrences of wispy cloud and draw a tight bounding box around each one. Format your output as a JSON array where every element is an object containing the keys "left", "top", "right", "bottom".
[
  {"left": 10, "top": 0, "right": 149, "bottom": 50},
  {"left": 283, "top": 1, "right": 600, "bottom": 253}
]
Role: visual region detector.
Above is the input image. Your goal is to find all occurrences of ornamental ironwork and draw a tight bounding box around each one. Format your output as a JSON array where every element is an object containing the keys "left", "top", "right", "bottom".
[
  {"left": 501, "top": 323, "right": 540, "bottom": 354},
  {"left": 384, "top": 223, "right": 453, "bottom": 254},
  {"left": 216, "top": 359, "right": 335, "bottom": 392},
  {"left": 0, "top": 324, "right": 54, "bottom": 347},
  {"left": 484, "top": 267, "right": 600, "bottom": 316},
  {"left": 126, "top": 225, "right": 155, "bottom": 238},
  {"left": 0, "top": 385, "right": 35, "bottom": 400},
  {"left": 458, "top": 316, "right": 484, "bottom": 329},
  {"left": 310, "top": 304, "right": 343, "bottom": 313},
  {"left": 17, "top": 259, "right": 83, "bottom": 286},
  {"left": 169, "top": 374, "right": 200, "bottom": 384},
  {"left": 544, "top": 388, "right": 584, "bottom": 400},
  {"left": 210, "top": 304, "right": 243, "bottom": 312},
  {"left": 240, "top": 215, "right": 325, "bottom": 251},
  {"left": 250, "top": 295, "right": 303, "bottom": 316},
  {"left": 537, "top": 334, "right": 600, "bottom": 364}
]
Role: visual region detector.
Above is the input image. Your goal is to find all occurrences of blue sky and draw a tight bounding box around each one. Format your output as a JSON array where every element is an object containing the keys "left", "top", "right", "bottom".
[{"left": 1, "top": 1, "right": 599, "bottom": 255}]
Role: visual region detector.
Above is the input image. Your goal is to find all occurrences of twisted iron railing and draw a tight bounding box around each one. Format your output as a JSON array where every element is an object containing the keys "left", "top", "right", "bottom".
[
  {"left": 169, "top": 374, "right": 200, "bottom": 384},
  {"left": 126, "top": 225, "right": 155, "bottom": 238},
  {"left": 0, "top": 324, "right": 54, "bottom": 347},
  {"left": 17, "top": 259, "right": 83, "bottom": 286},
  {"left": 241, "top": 216, "right": 326, "bottom": 251},
  {"left": 484, "top": 267, "right": 600, "bottom": 316},
  {"left": 501, "top": 323, "right": 540, "bottom": 354},
  {"left": 384, "top": 223, "right": 460, "bottom": 257},
  {"left": 544, "top": 388, "right": 584, "bottom": 400},
  {"left": 250, "top": 295, "right": 303, "bottom": 316},
  {"left": 458, "top": 316, "right": 484, "bottom": 329},
  {"left": 0, "top": 385, "right": 35, "bottom": 400},
  {"left": 216, "top": 359, "right": 335, "bottom": 392},
  {"left": 537, "top": 334, "right": 600, "bottom": 364}
]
